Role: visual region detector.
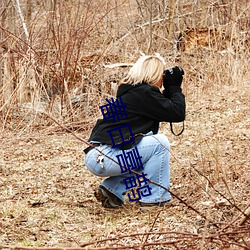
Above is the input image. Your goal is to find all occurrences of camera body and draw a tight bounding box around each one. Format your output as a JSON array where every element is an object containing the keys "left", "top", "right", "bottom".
[
  {"left": 163, "top": 66, "right": 184, "bottom": 88},
  {"left": 164, "top": 67, "right": 175, "bottom": 75},
  {"left": 163, "top": 66, "right": 184, "bottom": 77}
]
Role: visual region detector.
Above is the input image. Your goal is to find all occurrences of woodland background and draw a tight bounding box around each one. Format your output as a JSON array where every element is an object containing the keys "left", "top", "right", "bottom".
[{"left": 0, "top": 0, "right": 249, "bottom": 249}]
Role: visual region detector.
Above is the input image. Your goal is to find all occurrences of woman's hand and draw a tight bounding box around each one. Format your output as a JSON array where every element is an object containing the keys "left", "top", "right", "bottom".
[{"left": 163, "top": 66, "right": 184, "bottom": 88}]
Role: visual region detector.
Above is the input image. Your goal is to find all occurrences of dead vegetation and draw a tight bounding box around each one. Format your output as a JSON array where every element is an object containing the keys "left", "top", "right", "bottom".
[{"left": 0, "top": 0, "right": 249, "bottom": 249}]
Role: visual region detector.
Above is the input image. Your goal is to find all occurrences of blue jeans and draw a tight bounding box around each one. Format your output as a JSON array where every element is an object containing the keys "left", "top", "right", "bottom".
[{"left": 84, "top": 134, "right": 170, "bottom": 203}]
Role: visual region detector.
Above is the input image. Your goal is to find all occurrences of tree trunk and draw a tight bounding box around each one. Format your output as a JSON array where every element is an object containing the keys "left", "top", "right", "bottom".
[
  {"left": 200, "top": 0, "right": 207, "bottom": 27},
  {"left": 168, "top": 0, "right": 175, "bottom": 42},
  {"left": 13, "top": 0, "right": 38, "bottom": 104},
  {"left": 0, "top": 0, "right": 15, "bottom": 113},
  {"left": 147, "top": 0, "right": 153, "bottom": 54}
]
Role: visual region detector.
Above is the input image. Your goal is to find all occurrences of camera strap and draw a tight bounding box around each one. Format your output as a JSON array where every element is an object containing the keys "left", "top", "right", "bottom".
[{"left": 170, "top": 121, "right": 185, "bottom": 136}]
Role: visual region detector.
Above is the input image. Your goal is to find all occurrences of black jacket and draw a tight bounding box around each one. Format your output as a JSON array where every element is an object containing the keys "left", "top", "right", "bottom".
[{"left": 88, "top": 83, "right": 186, "bottom": 145}]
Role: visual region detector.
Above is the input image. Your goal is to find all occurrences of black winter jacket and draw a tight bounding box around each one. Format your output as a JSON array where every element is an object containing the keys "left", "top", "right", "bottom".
[{"left": 88, "top": 83, "right": 186, "bottom": 146}]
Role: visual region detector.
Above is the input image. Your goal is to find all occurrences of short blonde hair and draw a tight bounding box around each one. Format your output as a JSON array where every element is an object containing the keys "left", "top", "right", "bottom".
[{"left": 122, "top": 54, "right": 165, "bottom": 85}]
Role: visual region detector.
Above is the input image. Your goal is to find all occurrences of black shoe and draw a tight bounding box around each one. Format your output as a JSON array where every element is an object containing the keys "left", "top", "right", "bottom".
[
  {"left": 94, "top": 186, "right": 123, "bottom": 208},
  {"left": 139, "top": 200, "right": 172, "bottom": 210}
]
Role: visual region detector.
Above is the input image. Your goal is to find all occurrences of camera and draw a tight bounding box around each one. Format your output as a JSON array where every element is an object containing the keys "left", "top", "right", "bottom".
[
  {"left": 163, "top": 66, "right": 184, "bottom": 76},
  {"left": 164, "top": 67, "right": 175, "bottom": 75},
  {"left": 163, "top": 66, "right": 184, "bottom": 88}
]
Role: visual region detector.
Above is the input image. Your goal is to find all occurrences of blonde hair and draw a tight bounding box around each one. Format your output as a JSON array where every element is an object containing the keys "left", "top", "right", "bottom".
[{"left": 122, "top": 54, "right": 165, "bottom": 85}]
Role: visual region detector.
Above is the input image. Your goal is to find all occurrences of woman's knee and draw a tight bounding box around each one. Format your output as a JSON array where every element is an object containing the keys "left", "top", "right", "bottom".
[{"left": 151, "top": 134, "right": 170, "bottom": 150}]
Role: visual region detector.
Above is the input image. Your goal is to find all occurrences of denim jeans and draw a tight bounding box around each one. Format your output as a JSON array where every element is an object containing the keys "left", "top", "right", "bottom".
[{"left": 84, "top": 133, "right": 170, "bottom": 203}]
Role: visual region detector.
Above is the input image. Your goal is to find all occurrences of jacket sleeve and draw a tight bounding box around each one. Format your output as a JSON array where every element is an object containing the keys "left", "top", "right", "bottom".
[{"left": 142, "top": 86, "right": 186, "bottom": 122}]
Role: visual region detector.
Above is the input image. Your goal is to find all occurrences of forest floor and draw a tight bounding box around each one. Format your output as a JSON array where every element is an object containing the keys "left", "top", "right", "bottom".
[{"left": 0, "top": 77, "right": 249, "bottom": 249}]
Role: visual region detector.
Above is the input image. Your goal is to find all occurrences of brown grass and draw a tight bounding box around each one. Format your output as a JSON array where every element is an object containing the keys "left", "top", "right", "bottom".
[{"left": 0, "top": 0, "right": 249, "bottom": 249}]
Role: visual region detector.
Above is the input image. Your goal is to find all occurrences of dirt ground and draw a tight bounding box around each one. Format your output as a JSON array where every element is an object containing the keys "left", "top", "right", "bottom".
[{"left": 0, "top": 81, "right": 249, "bottom": 249}]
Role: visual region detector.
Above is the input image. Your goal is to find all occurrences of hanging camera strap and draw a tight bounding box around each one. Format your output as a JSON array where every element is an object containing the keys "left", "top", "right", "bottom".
[{"left": 170, "top": 121, "right": 185, "bottom": 136}]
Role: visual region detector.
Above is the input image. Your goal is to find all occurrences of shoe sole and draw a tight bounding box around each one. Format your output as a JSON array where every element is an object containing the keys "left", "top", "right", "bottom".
[{"left": 94, "top": 187, "right": 121, "bottom": 208}]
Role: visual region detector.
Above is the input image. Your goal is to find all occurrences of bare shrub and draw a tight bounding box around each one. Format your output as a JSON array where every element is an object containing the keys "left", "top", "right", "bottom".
[{"left": 0, "top": 2, "right": 249, "bottom": 247}]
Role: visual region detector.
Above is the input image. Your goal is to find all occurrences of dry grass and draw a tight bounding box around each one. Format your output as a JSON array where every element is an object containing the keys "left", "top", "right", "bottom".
[
  {"left": 0, "top": 79, "right": 249, "bottom": 249},
  {"left": 0, "top": 0, "right": 249, "bottom": 249}
]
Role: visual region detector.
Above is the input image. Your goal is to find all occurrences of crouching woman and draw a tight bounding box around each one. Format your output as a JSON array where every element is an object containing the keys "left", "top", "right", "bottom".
[{"left": 84, "top": 54, "right": 186, "bottom": 209}]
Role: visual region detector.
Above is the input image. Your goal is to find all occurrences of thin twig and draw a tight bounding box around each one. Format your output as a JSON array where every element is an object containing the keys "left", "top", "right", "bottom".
[
  {"left": 41, "top": 111, "right": 216, "bottom": 226},
  {"left": 239, "top": 207, "right": 250, "bottom": 226},
  {"left": 190, "top": 163, "right": 247, "bottom": 217},
  {"left": 141, "top": 209, "right": 162, "bottom": 248},
  {"left": 13, "top": 0, "right": 30, "bottom": 45},
  {"left": 1, "top": 229, "right": 248, "bottom": 249}
]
